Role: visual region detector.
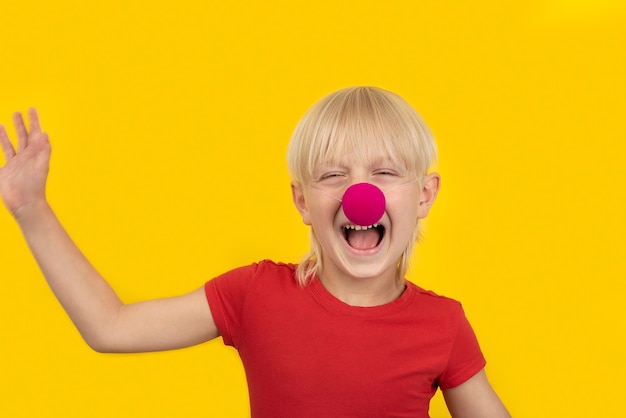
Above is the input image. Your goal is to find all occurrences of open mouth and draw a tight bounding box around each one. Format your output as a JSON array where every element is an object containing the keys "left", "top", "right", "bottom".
[{"left": 342, "top": 224, "right": 385, "bottom": 250}]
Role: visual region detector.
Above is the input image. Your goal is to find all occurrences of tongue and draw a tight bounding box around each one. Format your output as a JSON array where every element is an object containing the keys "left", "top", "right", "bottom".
[{"left": 346, "top": 228, "right": 380, "bottom": 250}]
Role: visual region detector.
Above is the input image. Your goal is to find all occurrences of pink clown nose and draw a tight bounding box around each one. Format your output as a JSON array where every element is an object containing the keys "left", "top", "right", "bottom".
[{"left": 341, "top": 183, "right": 386, "bottom": 226}]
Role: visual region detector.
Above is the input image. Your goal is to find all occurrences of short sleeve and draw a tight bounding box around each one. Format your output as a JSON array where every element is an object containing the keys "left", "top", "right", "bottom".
[
  {"left": 437, "top": 305, "right": 487, "bottom": 390},
  {"left": 204, "top": 263, "right": 260, "bottom": 348}
]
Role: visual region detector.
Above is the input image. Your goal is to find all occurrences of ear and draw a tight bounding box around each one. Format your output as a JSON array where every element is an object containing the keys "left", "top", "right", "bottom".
[
  {"left": 417, "top": 173, "right": 441, "bottom": 219},
  {"left": 291, "top": 181, "right": 312, "bottom": 225}
]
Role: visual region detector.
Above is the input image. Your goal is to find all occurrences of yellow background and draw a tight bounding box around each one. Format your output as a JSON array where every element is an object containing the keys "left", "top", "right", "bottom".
[{"left": 1, "top": 1, "right": 624, "bottom": 416}]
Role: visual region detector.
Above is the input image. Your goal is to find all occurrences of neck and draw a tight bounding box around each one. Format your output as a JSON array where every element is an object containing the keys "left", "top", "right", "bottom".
[{"left": 317, "top": 269, "right": 406, "bottom": 307}]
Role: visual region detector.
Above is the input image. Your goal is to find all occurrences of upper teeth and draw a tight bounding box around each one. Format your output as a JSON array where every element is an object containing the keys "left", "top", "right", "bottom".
[{"left": 344, "top": 223, "right": 380, "bottom": 231}]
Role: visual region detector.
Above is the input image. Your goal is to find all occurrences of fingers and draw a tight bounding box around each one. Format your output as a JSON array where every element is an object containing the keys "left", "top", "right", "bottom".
[
  {"left": 13, "top": 111, "right": 28, "bottom": 152},
  {"left": 0, "top": 124, "right": 17, "bottom": 161},
  {"left": 27, "top": 108, "right": 41, "bottom": 135},
  {"left": 9, "top": 108, "right": 43, "bottom": 153}
]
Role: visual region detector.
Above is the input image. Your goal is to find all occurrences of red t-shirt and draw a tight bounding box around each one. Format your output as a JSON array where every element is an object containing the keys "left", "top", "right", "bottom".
[{"left": 205, "top": 260, "right": 485, "bottom": 418}]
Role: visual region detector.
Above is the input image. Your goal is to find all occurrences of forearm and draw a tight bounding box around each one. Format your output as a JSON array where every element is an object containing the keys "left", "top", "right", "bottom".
[{"left": 16, "top": 199, "right": 124, "bottom": 350}]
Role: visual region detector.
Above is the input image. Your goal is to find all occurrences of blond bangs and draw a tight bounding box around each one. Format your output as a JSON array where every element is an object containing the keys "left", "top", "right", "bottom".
[{"left": 288, "top": 86, "right": 437, "bottom": 185}]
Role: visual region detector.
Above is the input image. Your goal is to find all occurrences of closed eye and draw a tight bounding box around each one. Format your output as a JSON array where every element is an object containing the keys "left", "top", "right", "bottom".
[
  {"left": 314, "top": 173, "right": 349, "bottom": 189},
  {"left": 318, "top": 172, "right": 346, "bottom": 181},
  {"left": 374, "top": 169, "right": 400, "bottom": 177}
]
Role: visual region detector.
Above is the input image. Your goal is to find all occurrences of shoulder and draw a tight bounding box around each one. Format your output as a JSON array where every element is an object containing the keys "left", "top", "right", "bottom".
[
  {"left": 247, "top": 259, "right": 298, "bottom": 286},
  {"left": 401, "top": 281, "right": 474, "bottom": 343},
  {"left": 211, "top": 259, "right": 295, "bottom": 278},
  {"left": 255, "top": 259, "right": 298, "bottom": 275},
  {"left": 206, "top": 260, "right": 297, "bottom": 292},
  {"left": 203, "top": 260, "right": 299, "bottom": 347},
  {"left": 405, "top": 281, "right": 465, "bottom": 316}
]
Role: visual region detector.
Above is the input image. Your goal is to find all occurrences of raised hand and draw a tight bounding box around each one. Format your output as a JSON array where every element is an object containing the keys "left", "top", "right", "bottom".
[{"left": 0, "top": 108, "right": 51, "bottom": 219}]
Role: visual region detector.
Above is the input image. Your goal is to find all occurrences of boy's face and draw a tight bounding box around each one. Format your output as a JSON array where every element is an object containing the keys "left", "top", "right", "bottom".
[{"left": 292, "top": 153, "right": 440, "bottom": 284}]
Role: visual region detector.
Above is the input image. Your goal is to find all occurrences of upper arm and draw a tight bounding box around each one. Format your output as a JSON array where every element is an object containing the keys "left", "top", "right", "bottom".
[
  {"left": 92, "top": 286, "right": 220, "bottom": 353},
  {"left": 442, "top": 369, "right": 510, "bottom": 418}
]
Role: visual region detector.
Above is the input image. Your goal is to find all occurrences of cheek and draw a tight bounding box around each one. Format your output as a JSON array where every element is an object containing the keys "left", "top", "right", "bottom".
[
  {"left": 386, "top": 196, "right": 421, "bottom": 239},
  {"left": 389, "top": 213, "right": 420, "bottom": 252},
  {"left": 308, "top": 200, "right": 340, "bottom": 227},
  {"left": 386, "top": 191, "right": 420, "bottom": 216}
]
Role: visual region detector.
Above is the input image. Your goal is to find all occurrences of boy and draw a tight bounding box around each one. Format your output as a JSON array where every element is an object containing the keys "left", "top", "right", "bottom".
[{"left": 0, "top": 87, "right": 510, "bottom": 417}]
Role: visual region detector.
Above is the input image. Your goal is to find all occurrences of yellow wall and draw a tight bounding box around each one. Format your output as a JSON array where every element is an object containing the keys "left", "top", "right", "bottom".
[{"left": 1, "top": 1, "right": 624, "bottom": 416}]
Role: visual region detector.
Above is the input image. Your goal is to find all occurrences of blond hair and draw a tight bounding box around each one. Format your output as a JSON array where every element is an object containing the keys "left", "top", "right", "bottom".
[{"left": 287, "top": 86, "right": 437, "bottom": 286}]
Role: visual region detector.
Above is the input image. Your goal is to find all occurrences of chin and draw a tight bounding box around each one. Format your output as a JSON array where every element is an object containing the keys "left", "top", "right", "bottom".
[{"left": 331, "top": 256, "right": 399, "bottom": 282}]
